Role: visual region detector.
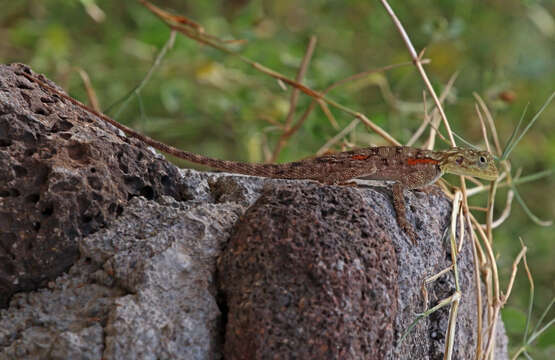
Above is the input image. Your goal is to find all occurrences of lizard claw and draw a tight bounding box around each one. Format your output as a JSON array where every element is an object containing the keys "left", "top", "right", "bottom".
[
  {"left": 416, "top": 185, "right": 443, "bottom": 197},
  {"left": 401, "top": 223, "right": 418, "bottom": 245}
]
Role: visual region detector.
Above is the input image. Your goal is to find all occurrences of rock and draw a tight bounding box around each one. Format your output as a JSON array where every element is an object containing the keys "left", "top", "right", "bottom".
[
  {"left": 0, "top": 64, "right": 508, "bottom": 359},
  {"left": 0, "top": 63, "right": 189, "bottom": 307},
  {"left": 0, "top": 196, "right": 243, "bottom": 360},
  {"left": 218, "top": 184, "right": 398, "bottom": 359}
]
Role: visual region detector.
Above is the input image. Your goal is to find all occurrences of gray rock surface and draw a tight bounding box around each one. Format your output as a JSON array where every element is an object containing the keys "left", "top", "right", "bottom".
[
  {"left": 0, "top": 63, "right": 189, "bottom": 307},
  {"left": 1, "top": 195, "right": 244, "bottom": 360},
  {"left": 0, "top": 64, "right": 508, "bottom": 359}
]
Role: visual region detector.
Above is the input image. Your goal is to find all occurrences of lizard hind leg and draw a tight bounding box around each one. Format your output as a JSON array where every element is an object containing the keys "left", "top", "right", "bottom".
[{"left": 392, "top": 182, "right": 418, "bottom": 245}]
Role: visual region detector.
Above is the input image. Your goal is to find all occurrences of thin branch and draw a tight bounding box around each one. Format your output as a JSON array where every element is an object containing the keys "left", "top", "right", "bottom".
[
  {"left": 273, "top": 36, "right": 317, "bottom": 161},
  {"left": 273, "top": 62, "right": 412, "bottom": 159},
  {"left": 316, "top": 118, "right": 360, "bottom": 156}
]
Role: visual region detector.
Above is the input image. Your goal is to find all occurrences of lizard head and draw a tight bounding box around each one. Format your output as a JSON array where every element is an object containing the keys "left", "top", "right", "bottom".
[{"left": 440, "top": 148, "right": 499, "bottom": 181}]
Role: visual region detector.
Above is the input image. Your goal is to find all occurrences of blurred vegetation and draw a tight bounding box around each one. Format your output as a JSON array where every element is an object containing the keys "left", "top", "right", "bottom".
[{"left": 1, "top": 0, "right": 553, "bottom": 357}]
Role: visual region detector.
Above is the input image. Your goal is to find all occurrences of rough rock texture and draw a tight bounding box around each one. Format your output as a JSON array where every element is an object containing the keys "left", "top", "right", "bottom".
[
  {"left": 0, "top": 64, "right": 508, "bottom": 359},
  {"left": 218, "top": 184, "right": 398, "bottom": 359},
  {"left": 0, "top": 63, "right": 189, "bottom": 307},
  {"left": 362, "top": 186, "right": 509, "bottom": 360},
  {"left": 0, "top": 196, "right": 243, "bottom": 359}
]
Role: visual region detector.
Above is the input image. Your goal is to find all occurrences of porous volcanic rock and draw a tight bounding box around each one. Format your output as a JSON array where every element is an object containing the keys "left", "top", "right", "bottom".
[
  {"left": 218, "top": 183, "right": 398, "bottom": 359},
  {"left": 0, "top": 63, "right": 189, "bottom": 307}
]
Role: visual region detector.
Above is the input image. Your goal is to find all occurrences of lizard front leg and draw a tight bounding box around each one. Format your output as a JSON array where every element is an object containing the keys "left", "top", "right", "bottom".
[{"left": 392, "top": 182, "right": 418, "bottom": 245}]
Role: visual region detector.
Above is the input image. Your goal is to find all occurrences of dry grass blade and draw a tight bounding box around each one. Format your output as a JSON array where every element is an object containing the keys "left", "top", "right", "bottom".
[
  {"left": 475, "top": 103, "right": 491, "bottom": 153},
  {"left": 502, "top": 92, "right": 554, "bottom": 160},
  {"left": 473, "top": 93, "right": 502, "bottom": 156},
  {"left": 488, "top": 190, "right": 514, "bottom": 229},
  {"left": 468, "top": 220, "right": 484, "bottom": 360},
  {"left": 106, "top": 30, "right": 176, "bottom": 117},
  {"left": 407, "top": 71, "right": 459, "bottom": 147},
  {"left": 379, "top": 0, "right": 455, "bottom": 146},
  {"left": 501, "top": 242, "right": 527, "bottom": 304},
  {"left": 316, "top": 119, "right": 360, "bottom": 156},
  {"left": 511, "top": 185, "right": 553, "bottom": 226},
  {"left": 76, "top": 67, "right": 100, "bottom": 112}
]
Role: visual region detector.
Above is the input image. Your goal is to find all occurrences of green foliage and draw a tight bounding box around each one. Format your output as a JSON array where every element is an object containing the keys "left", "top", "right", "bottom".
[{"left": 1, "top": 0, "right": 553, "bottom": 355}]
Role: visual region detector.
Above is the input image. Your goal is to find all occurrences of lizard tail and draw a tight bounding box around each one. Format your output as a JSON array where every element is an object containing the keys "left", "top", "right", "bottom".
[{"left": 24, "top": 73, "right": 309, "bottom": 180}]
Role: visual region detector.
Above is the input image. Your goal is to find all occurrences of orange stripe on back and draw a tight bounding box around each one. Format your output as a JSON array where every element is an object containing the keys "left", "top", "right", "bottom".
[
  {"left": 351, "top": 154, "right": 370, "bottom": 160},
  {"left": 407, "top": 158, "right": 440, "bottom": 166}
]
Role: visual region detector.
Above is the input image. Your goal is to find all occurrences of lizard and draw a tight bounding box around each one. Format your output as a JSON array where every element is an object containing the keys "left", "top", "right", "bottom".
[{"left": 22, "top": 72, "right": 499, "bottom": 244}]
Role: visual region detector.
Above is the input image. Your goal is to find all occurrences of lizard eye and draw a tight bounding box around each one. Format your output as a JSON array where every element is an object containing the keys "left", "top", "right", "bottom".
[
  {"left": 456, "top": 156, "right": 464, "bottom": 165},
  {"left": 479, "top": 156, "right": 487, "bottom": 165}
]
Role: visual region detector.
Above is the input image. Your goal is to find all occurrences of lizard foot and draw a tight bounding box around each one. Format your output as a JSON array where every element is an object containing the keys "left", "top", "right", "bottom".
[{"left": 392, "top": 182, "right": 418, "bottom": 245}]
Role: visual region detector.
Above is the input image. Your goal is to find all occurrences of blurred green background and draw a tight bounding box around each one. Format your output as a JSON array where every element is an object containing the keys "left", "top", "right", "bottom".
[{"left": 1, "top": 0, "right": 553, "bottom": 357}]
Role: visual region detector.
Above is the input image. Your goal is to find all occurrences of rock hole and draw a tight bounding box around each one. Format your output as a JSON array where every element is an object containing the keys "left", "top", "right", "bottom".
[
  {"left": 3, "top": 260, "right": 16, "bottom": 275},
  {"left": 24, "top": 148, "right": 36, "bottom": 156},
  {"left": 26, "top": 193, "right": 40, "bottom": 203},
  {"left": 78, "top": 115, "right": 95, "bottom": 124},
  {"left": 52, "top": 119, "right": 73, "bottom": 132},
  {"left": 59, "top": 133, "right": 72, "bottom": 140},
  {"left": 108, "top": 203, "right": 117, "bottom": 213},
  {"left": 90, "top": 167, "right": 96, "bottom": 173},
  {"left": 16, "top": 79, "right": 33, "bottom": 89},
  {"left": 124, "top": 175, "right": 142, "bottom": 188},
  {"left": 67, "top": 143, "right": 88, "bottom": 161},
  {"left": 119, "top": 162, "right": 129, "bottom": 173},
  {"left": 82, "top": 214, "right": 93, "bottom": 223},
  {"left": 40, "top": 96, "right": 55, "bottom": 103},
  {"left": 13, "top": 165, "right": 27, "bottom": 177},
  {"left": 20, "top": 66, "right": 32, "bottom": 75},
  {"left": 0, "top": 138, "right": 11, "bottom": 147},
  {"left": 116, "top": 204, "right": 124, "bottom": 216},
  {"left": 0, "top": 190, "right": 10, "bottom": 197},
  {"left": 41, "top": 203, "right": 54, "bottom": 216},
  {"left": 34, "top": 107, "right": 50, "bottom": 116},
  {"left": 10, "top": 188, "right": 20, "bottom": 197},
  {"left": 92, "top": 192, "right": 103, "bottom": 202},
  {"left": 33, "top": 221, "right": 41, "bottom": 231},
  {"left": 161, "top": 175, "right": 171, "bottom": 187},
  {"left": 140, "top": 186, "right": 154, "bottom": 200}
]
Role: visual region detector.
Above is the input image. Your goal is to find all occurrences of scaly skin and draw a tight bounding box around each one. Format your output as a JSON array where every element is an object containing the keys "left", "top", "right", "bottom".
[{"left": 24, "top": 73, "right": 499, "bottom": 244}]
